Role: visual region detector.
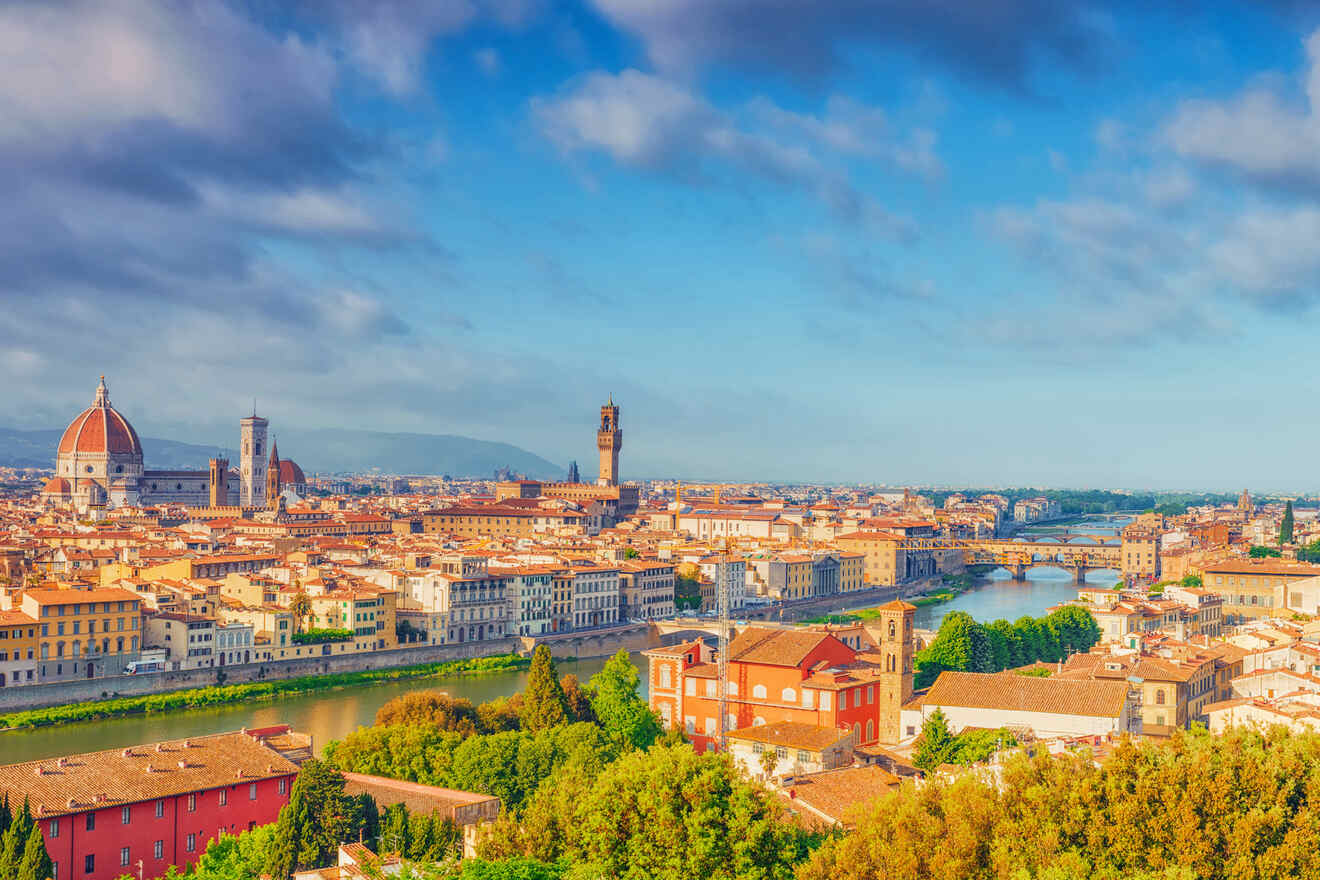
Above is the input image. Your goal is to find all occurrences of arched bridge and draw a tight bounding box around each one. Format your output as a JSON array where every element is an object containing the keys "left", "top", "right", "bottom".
[{"left": 903, "top": 537, "right": 1123, "bottom": 583}]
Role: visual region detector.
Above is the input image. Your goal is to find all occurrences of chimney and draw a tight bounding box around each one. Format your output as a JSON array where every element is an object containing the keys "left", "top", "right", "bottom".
[
  {"left": 33, "top": 766, "right": 45, "bottom": 776},
  {"left": 57, "top": 757, "right": 68, "bottom": 767},
  {"left": 789, "top": 789, "right": 797, "bottom": 800},
  {"left": 177, "top": 760, "right": 189, "bottom": 769},
  {"left": 122, "top": 748, "right": 134, "bottom": 758}
]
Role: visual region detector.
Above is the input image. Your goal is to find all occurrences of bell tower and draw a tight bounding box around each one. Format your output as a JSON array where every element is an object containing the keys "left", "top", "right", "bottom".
[
  {"left": 239, "top": 413, "right": 269, "bottom": 507},
  {"left": 874, "top": 600, "right": 916, "bottom": 745},
  {"left": 596, "top": 396, "right": 621, "bottom": 487}
]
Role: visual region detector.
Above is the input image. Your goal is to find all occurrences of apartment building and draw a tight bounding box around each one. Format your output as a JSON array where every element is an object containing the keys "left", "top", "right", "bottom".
[{"left": 618, "top": 560, "right": 675, "bottom": 620}]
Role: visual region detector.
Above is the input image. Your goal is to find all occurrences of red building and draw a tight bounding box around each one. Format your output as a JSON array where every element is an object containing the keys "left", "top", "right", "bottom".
[
  {"left": 645, "top": 601, "right": 915, "bottom": 752},
  {"left": 0, "top": 727, "right": 307, "bottom": 880}
]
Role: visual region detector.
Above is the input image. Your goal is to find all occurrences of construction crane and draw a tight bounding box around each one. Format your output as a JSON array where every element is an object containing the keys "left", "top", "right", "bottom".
[{"left": 717, "top": 535, "right": 732, "bottom": 751}]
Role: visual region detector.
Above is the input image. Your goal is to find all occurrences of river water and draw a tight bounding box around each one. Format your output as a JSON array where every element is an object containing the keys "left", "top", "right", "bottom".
[
  {"left": 3, "top": 516, "right": 1130, "bottom": 764},
  {"left": 1, "top": 656, "right": 614, "bottom": 765}
]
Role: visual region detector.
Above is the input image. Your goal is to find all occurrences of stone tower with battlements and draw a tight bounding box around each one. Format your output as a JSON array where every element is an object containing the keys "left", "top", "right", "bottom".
[{"left": 596, "top": 397, "right": 621, "bottom": 487}]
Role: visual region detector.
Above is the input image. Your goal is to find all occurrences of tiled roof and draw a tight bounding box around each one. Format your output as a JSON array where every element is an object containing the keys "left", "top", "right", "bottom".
[
  {"left": 726, "top": 722, "right": 850, "bottom": 751},
  {"left": 728, "top": 627, "right": 834, "bottom": 667},
  {"left": 917, "top": 671, "right": 1130, "bottom": 718},
  {"left": 779, "top": 764, "right": 901, "bottom": 827},
  {"left": 341, "top": 772, "right": 498, "bottom": 822},
  {"left": 0, "top": 730, "right": 300, "bottom": 818}
]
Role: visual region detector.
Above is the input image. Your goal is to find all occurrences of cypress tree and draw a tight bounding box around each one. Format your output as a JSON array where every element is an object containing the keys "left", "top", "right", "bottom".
[
  {"left": 520, "top": 645, "right": 568, "bottom": 732},
  {"left": 1281, "top": 501, "right": 1295, "bottom": 544},
  {"left": 378, "top": 804, "right": 411, "bottom": 858},
  {"left": 263, "top": 761, "right": 351, "bottom": 879},
  {"left": 913, "top": 709, "right": 955, "bottom": 772},
  {"left": 15, "top": 824, "right": 51, "bottom": 880},
  {"left": 0, "top": 803, "right": 33, "bottom": 880}
]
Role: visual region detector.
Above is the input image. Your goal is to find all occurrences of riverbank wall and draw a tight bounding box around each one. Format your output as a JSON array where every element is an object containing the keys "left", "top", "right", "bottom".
[{"left": 0, "top": 639, "right": 519, "bottom": 713}]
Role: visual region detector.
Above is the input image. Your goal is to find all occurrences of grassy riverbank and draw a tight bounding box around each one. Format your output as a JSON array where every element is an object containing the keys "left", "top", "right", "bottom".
[
  {"left": 801, "top": 574, "right": 979, "bottom": 623},
  {"left": 0, "top": 653, "right": 530, "bottom": 731}
]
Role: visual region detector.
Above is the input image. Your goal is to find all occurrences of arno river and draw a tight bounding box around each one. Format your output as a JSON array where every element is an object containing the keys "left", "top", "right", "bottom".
[{"left": 4, "top": 516, "right": 1129, "bottom": 764}]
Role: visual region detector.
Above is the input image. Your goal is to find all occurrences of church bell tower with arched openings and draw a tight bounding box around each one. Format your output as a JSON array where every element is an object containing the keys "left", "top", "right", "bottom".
[{"left": 874, "top": 599, "right": 916, "bottom": 744}]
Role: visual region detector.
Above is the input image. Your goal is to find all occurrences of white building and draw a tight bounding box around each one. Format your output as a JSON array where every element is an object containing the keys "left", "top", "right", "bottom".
[
  {"left": 215, "top": 620, "right": 255, "bottom": 665},
  {"left": 570, "top": 565, "right": 620, "bottom": 629},
  {"left": 899, "top": 671, "right": 1137, "bottom": 742},
  {"left": 699, "top": 555, "right": 747, "bottom": 612},
  {"left": 494, "top": 565, "right": 556, "bottom": 636}
]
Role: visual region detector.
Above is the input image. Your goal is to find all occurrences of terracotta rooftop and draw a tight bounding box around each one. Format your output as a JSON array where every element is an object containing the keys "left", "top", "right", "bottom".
[
  {"left": 778, "top": 764, "right": 902, "bottom": 827},
  {"left": 0, "top": 730, "right": 301, "bottom": 818},
  {"left": 726, "top": 721, "right": 851, "bottom": 752},
  {"left": 728, "top": 627, "right": 835, "bottom": 667},
  {"left": 915, "top": 671, "right": 1130, "bottom": 718}
]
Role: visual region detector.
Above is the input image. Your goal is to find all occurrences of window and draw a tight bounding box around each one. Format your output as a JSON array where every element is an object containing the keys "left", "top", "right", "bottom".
[
  {"left": 820, "top": 692, "right": 831, "bottom": 711},
  {"left": 685, "top": 679, "right": 695, "bottom": 696},
  {"left": 802, "top": 689, "right": 814, "bottom": 709},
  {"left": 188, "top": 794, "right": 196, "bottom": 812},
  {"left": 186, "top": 834, "right": 196, "bottom": 853},
  {"left": 839, "top": 690, "right": 848, "bottom": 710},
  {"left": 1155, "top": 689, "right": 1166, "bottom": 705},
  {"left": 684, "top": 716, "right": 695, "bottom": 735},
  {"left": 154, "top": 841, "right": 163, "bottom": 860},
  {"left": 86, "top": 814, "right": 95, "bottom": 831},
  {"left": 120, "top": 848, "right": 130, "bottom": 867},
  {"left": 249, "top": 783, "right": 257, "bottom": 800},
  {"left": 50, "top": 819, "right": 59, "bottom": 838},
  {"left": 218, "top": 789, "right": 227, "bottom": 806},
  {"left": 780, "top": 687, "right": 795, "bottom": 703},
  {"left": 122, "top": 805, "right": 131, "bottom": 824},
  {"left": 156, "top": 800, "right": 165, "bottom": 818},
  {"left": 867, "top": 685, "right": 874, "bottom": 704},
  {"left": 278, "top": 778, "right": 287, "bottom": 795},
  {"left": 752, "top": 684, "right": 767, "bottom": 699},
  {"left": 658, "top": 665, "right": 671, "bottom": 688},
  {"left": 85, "top": 856, "right": 94, "bottom": 874},
  {"left": 796, "top": 750, "right": 809, "bottom": 763}
]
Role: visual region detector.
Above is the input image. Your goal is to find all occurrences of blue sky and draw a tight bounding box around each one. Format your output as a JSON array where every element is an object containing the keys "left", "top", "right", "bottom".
[{"left": 3, "top": 0, "right": 1320, "bottom": 490}]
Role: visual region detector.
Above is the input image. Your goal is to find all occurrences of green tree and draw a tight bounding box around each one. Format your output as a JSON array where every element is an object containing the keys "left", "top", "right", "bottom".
[
  {"left": 987, "top": 619, "right": 1022, "bottom": 668},
  {"left": 1180, "top": 574, "right": 1203, "bottom": 587},
  {"left": 193, "top": 826, "right": 277, "bottom": 880},
  {"left": 1250, "top": 545, "right": 1282, "bottom": 558},
  {"left": 520, "top": 646, "right": 569, "bottom": 732},
  {"left": 264, "top": 760, "right": 353, "bottom": 878},
  {"left": 915, "top": 612, "right": 978, "bottom": 686},
  {"left": 758, "top": 747, "right": 780, "bottom": 781},
  {"left": 480, "top": 744, "right": 812, "bottom": 880},
  {"left": 0, "top": 801, "right": 33, "bottom": 880},
  {"left": 587, "top": 650, "right": 661, "bottom": 751},
  {"left": 912, "top": 709, "right": 955, "bottom": 773},
  {"left": 558, "top": 675, "right": 595, "bottom": 725},
  {"left": 288, "top": 584, "right": 313, "bottom": 635},
  {"left": 1013, "top": 616, "right": 1047, "bottom": 665},
  {"left": 14, "top": 824, "right": 51, "bottom": 880},
  {"left": 374, "top": 691, "right": 480, "bottom": 734},
  {"left": 1282, "top": 501, "right": 1296, "bottom": 544},
  {"left": 379, "top": 804, "right": 412, "bottom": 857}
]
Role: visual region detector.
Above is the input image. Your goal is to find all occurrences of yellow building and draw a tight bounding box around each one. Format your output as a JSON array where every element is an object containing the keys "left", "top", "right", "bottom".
[
  {"left": 19, "top": 587, "right": 142, "bottom": 680},
  {"left": 834, "top": 532, "right": 905, "bottom": 586},
  {"left": 1202, "top": 559, "right": 1320, "bottom": 623},
  {"left": 838, "top": 553, "right": 865, "bottom": 593},
  {"left": 1120, "top": 525, "right": 1161, "bottom": 580},
  {"left": 423, "top": 506, "right": 536, "bottom": 539},
  {"left": 0, "top": 609, "right": 38, "bottom": 687}
]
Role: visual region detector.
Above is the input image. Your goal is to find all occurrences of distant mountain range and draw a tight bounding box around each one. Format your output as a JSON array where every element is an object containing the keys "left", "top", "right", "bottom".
[{"left": 0, "top": 426, "right": 563, "bottom": 479}]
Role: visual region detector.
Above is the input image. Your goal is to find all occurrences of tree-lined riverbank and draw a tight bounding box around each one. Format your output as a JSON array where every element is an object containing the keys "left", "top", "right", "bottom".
[{"left": 0, "top": 654, "right": 528, "bottom": 731}]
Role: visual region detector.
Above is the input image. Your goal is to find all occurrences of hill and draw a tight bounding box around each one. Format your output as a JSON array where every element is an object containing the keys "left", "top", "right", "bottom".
[{"left": 0, "top": 426, "right": 562, "bottom": 479}]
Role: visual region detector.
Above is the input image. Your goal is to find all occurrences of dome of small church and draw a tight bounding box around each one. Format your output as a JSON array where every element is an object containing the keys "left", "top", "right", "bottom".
[
  {"left": 278, "top": 459, "right": 306, "bottom": 485},
  {"left": 57, "top": 377, "right": 143, "bottom": 457},
  {"left": 41, "top": 477, "right": 71, "bottom": 495}
]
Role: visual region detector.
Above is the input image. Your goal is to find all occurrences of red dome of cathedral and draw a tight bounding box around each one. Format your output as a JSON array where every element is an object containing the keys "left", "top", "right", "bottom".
[
  {"left": 57, "top": 376, "right": 143, "bottom": 456},
  {"left": 278, "top": 459, "right": 306, "bottom": 485}
]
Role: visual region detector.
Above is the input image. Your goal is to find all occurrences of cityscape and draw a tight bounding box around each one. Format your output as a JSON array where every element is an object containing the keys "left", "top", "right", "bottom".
[{"left": 5, "top": 2, "right": 1320, "bottom": 880}]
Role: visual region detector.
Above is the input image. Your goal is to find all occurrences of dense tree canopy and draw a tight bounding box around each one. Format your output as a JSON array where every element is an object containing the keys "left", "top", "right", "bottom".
[
  {"left": 915, "top": 607, "right": 1100, "bottom": 687},
  {"left": 800, "top": 726, "right": 1320, "bottom": 880},
  {"left": 479, "top": 744, "right": 815, "bottom": 880}
]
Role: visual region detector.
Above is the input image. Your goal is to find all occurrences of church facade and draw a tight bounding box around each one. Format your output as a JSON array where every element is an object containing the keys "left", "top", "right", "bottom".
[{"left": 42, "top": 377, "right": 305, "bottom": 512}]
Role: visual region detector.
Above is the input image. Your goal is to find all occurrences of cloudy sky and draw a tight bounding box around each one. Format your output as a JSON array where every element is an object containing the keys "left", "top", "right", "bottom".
[{"left": 3, "top": 0, "right": 1320, "bottom": 490}]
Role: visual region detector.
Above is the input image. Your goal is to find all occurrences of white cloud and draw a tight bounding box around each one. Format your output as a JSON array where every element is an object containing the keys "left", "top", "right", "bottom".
[
  {"left": 1164, "top": 28, "right": 1320, "bottom": 194},
  {"left": 533, "top": 70, "right": 924, "bottom": 240}
]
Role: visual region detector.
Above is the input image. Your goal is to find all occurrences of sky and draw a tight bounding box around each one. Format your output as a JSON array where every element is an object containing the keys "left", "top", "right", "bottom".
[{"left": 4, "top": 1, "right": 1320, "bottom": 491}]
